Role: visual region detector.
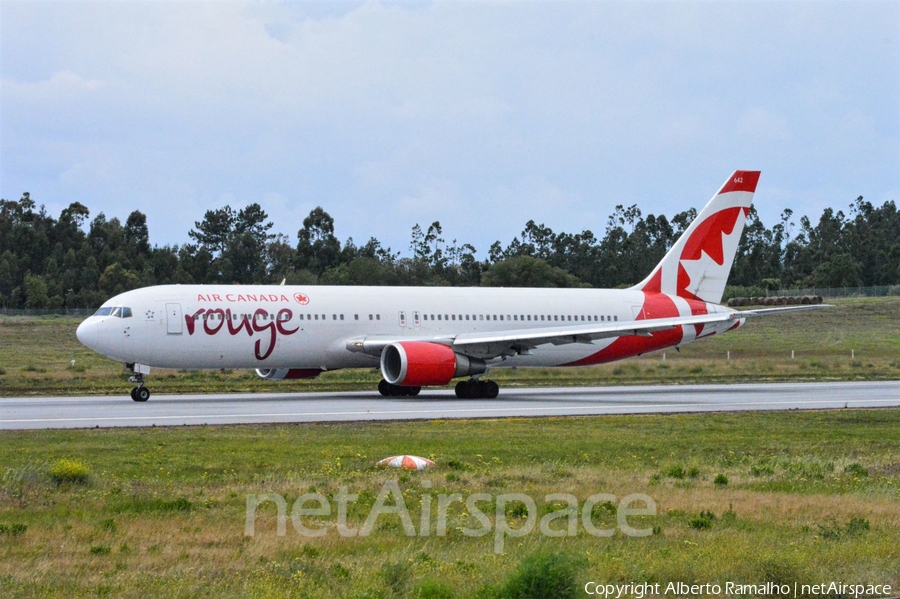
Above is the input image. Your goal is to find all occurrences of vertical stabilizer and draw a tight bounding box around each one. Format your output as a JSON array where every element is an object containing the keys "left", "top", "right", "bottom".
[{"left": 631, "top": 170, "right": 760, "bottom": 304}]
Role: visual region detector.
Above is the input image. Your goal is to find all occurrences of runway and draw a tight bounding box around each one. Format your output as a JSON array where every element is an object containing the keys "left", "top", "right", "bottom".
[{"left": 1, "top": 380, "right": 898, "bottom": 430}]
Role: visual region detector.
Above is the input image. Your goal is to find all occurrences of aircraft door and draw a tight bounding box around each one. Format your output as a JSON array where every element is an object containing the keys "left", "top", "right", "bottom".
[{"left": 166, "top": 303, "right": 183, "bottom": 335}]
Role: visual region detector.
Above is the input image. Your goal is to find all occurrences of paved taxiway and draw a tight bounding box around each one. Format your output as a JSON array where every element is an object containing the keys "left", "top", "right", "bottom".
[{"left": 1, "top": 381, "right": 898, "bottom": 430}]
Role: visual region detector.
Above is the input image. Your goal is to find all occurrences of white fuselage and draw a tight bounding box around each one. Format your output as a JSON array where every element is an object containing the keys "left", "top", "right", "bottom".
[{"left": 75, "top": 284, "right": 734, "bottom": 372}]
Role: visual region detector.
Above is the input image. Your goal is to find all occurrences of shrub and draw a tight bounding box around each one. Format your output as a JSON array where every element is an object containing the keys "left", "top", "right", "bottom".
[
  {"left": 48, "top": 458, "right": 90, "bottom": 485},
  {"left": 417, "top": 579, "right": 455, "bottom": 599},
  {"left": 90, "top": 545, "right": 111, "bottom": 556},
  {"left": 845, "top": 463, "right": 868, "bottom": 477},
  {"left": 714, "top": 474, "right": 729, "bottom": 486},
  {"left": 506, "top": 501, "right": 530, "bottom": 519},
  {"left": 690, "top": 510, "right": 716, "bottom": 530},
  {"left": 0, "top": 523, "right": 27, "bottom": 536},
  {"left": 500, "top": 550, "right": 585, "bottom": 599},
  {"left": 665, "top": 465, "right": 686, "bottom": 479},
  {"left": 816, "top": 517, "right": 870, "bottom": 540},
  {"left": 845, "top": 516, "right": 870, "bottom": 535}
]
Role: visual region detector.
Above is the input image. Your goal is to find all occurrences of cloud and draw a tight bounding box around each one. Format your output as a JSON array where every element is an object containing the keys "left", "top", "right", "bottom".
[{"left": 1, "top": 1, "right": 897, "bottom": 257}]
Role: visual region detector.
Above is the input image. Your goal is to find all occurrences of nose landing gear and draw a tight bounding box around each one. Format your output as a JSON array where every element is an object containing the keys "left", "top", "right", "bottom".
[
  {"left": 129, "top": 385, "right": 151, "bottom": 402},
  {"left": 126, "top": 365, "right": 151, "bottom": 402}
]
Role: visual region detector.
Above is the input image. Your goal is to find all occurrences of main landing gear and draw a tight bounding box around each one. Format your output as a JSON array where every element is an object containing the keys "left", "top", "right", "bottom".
[
  {"left": 128, "top": 371, "right": 151, "bottom": 402},
  {"left": 378, "top": 380, "right": 421, "bottom": 397},
  {"left": 454, "top": 379, "right": 500, "bottom": 399}
]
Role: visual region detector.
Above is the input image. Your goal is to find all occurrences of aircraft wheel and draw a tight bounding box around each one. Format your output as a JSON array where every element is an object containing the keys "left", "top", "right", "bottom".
[
  {"left": 484, "top": 381, "right": 500, "bottom": 399},
  {"left": 130, "top": 388, "right": 138, "bottom": 401},
  {"left": 134, "top": 387, "right": 150, "bottom": 402},
  {"left": 455, "top": 380, "right": 472, "bottom": 399},
  {"left": 406, "top": 386, "right": 421, "bottom": 397},
  {"left": 378, "top": 380, "right": 391, "bottom": 396}
]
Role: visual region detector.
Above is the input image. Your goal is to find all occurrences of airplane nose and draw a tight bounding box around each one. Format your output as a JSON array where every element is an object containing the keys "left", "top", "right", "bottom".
[{"left": 76, "top": 319, "right": 98, "bottom": 349}]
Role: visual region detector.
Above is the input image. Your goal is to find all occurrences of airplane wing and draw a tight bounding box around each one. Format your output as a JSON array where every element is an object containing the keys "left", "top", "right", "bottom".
[
  {"left": 450, "top": 311, "right": 738, "bottom": 359},
  {"left": 347, "top": 304, "right": 831, "bottom": 361}
]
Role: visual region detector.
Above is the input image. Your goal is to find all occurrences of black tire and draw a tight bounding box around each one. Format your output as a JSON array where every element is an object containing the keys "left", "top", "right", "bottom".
[
  {"left": 378, "top": 380, "right": 391, "bottom": 396},
  {"left": 485, "top": 381, "right": 500, "bottom": 399},
  {"left": 407, "top": 386, "right": 421, "bottom": 396},
  {"left": 130, "top": 388, "right": 138, "bottom": 401},
  {"left": 135, "top": 387, "right": 150, "bottom": 402},
  {"left": 455, "top": 380, "right": 471, "bottom": 399}
]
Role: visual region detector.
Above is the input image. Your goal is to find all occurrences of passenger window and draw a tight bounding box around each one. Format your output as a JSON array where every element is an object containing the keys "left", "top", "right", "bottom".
[
  {"left": 354, "top": 314, "right": 358, "bottom": 320},
  {"left": 614, "top": 315, "right": 618, "bottom": 321},
  {"left": 376, "top": 314, "right": 381, "bottom": 320},
  {"left": 513, "top": 315, "right": 518, "bottom": 321}
]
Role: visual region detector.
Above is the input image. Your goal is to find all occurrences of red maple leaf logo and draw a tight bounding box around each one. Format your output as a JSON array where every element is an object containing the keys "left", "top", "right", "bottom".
[{"left": 293, "top": 292, "right": 310, "bottom": 305}]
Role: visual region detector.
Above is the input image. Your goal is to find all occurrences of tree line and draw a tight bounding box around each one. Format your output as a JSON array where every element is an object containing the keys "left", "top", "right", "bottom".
[{"left": 1, "top": 192, "right": 898, "bottom": 309}]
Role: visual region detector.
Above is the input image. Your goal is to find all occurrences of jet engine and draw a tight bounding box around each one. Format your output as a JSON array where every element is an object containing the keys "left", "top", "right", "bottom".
[
  {"left": 380, "top": 341, "right": 486, "bottom": 387},
  {"left": 255, "top": 368, "right": 324, "bottom": 380}
]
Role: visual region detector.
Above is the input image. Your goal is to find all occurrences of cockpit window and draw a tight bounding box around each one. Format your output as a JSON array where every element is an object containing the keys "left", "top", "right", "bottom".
[{"left": 93, "top": 306, "right": 133, "bottom": 318}]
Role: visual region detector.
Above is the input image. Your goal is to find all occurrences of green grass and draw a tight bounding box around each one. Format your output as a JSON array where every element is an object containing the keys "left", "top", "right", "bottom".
[
  {"left": 1, "top": 297, "right": 899, "bottom": 397},
  {"left": 1, "top": 410, "right": 899, "bottom": 597}
]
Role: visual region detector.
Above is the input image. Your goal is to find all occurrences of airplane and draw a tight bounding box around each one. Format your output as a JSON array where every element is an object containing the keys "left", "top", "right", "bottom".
[{"left": 76, "top": 170, "right": 828, "bottom": 402}]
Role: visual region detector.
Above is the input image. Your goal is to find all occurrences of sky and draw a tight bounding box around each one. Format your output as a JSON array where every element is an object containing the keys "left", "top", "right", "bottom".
[{"left": 2, "top": 0, "right": 898, "bottom": 258}]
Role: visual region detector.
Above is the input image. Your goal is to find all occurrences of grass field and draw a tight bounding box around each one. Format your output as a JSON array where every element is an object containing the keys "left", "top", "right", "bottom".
[
  {"left": 1, "top": 297, "right": 899, "bottom": 397},
  {"left": 1, "top": 298, "right": 898, "bottom": 597},
  {"left": 1, "top": 410, "right": 899, "bottom": 597}
]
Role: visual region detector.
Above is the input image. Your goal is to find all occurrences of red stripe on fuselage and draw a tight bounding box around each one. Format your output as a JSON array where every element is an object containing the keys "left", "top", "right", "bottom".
[{"left": 563, "top": 292, "right": 683, "bottom": 366}]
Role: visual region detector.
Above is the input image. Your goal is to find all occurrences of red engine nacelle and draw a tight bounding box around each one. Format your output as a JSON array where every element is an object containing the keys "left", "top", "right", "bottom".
[
  {"left": 380, "top": 341, "right": 486, "bottom": 387},
  {"left": 256, "top": 368, "right": 324, "bottom": 381}
]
